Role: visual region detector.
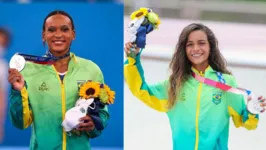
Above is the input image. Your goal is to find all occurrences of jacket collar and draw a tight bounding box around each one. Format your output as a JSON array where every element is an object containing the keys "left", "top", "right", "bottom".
[
  {"left": 47, "top": 52, "right": 78, "bottom": 75},
  {"left": 191, "top": 65, "right": 215, "bottom": 77},
  {"left": 189, "top": 65, "right": 217, "bottom": 85}
]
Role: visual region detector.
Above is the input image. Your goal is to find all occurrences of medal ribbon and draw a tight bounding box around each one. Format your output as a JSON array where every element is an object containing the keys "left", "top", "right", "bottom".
[
  {"left": 17, "top": 51, "right": 70, "bottom": 65},
  {"left": 191, "top": 72, "right": 251, "bottom": 96},
  {"left": 192, "top": 72, "right": 266, "bottom": 114}
]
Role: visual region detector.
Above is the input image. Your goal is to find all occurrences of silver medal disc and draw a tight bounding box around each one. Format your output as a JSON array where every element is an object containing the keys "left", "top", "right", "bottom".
[
  {"left": 247, "top": 100, "right": 263, "bottom": 114},
  {"left": 9, "top": 54, "right": 26, "bottom": 72}
]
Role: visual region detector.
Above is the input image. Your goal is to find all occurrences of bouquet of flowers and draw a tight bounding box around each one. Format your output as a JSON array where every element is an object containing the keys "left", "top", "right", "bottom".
[
  {"left": 62, "top": 81, "right": 115, "bottom": 136},
  {"left": 127, "top": 7, "right": 161, "bottom": 57}
]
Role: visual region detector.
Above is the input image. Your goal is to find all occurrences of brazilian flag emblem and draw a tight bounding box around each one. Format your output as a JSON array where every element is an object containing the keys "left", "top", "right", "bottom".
[{"left": 212, "top": 92, "right": 222, "bottom": 105}]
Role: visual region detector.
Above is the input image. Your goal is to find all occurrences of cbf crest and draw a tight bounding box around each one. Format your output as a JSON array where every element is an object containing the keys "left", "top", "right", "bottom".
[{"left": 212, "top": 92, "right": 222, "bottom": 105}]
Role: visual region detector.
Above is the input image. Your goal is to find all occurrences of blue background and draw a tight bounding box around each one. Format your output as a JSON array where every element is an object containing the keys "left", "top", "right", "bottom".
[{"left": 0, "top": 3, "right": 123, "bottom": 148}]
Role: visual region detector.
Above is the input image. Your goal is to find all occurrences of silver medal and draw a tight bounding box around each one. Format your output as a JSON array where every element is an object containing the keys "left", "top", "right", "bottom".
[
  {"left": 247, "top": 99, "right": 263, "bottom": 114},
  {"left": 9, "top": 54, "right": 26, "bottom": 72}
]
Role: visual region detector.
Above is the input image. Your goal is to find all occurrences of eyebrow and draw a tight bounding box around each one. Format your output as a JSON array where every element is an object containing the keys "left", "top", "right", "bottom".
[
  {"left": 47, "top": 25, "right": 70, "bottom": 28},
  {"left": 61, "top": 25, "right": 70, "bottom": 28},
  {"left": 198, "top": 40, "right": 207, "bottom": 42},
  {"left": 187, "top": 40, "right": 207, "bottom": 43}
]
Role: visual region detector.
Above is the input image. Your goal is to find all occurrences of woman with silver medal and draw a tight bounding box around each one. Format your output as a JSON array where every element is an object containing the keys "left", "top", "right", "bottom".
[
  {"left": 8, "top": 10, "right": 109, "bottom": 150},
  {"left": 124, "top": 22, "right": 266, "bottom": 150}
]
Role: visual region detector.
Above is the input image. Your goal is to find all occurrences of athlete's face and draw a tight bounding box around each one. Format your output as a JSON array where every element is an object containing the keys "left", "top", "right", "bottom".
[
  {"left": 185, "top": 30, "right": 210, "bottom": 70},
  {"left": 42, "top": 14, "right": 75, "bottom": 56}
]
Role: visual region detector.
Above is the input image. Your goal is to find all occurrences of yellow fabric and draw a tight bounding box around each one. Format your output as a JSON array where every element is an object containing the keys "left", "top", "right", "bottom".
[
  {"left": 73, "top": 54, "right": 77, "bottom": 63},
  {"left": 124, "top": 57, "right": 168, "bottom": 112},
  {"left": 228, "top": 106, "right": 242, "bottom": 128},
  {"left": 228, "top": 106, "right": 258, "bottom": 130},
  {"left": 21, "top": 86, "right": 33, "bottom": 128},
  {"left": 194, "top": 82, "right": 203, "bottom": 150},
  {"left": 194, "top": 71, "right": 204, "bottom": 150},
  {"left": 243, "top": 114, "right": 258, "bottom": 130},
  {"left": 191, "top": 66, "right": 211, "bottom": 75},
  {"left": 52, "top": 66, "right": 67, "bottom": 150},
  {"left": 61, "top": 84, "right": 66, "bottom": 150}
]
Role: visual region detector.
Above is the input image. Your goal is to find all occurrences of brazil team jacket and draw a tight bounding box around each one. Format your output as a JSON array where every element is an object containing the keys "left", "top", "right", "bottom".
[
  {"left": 124, "top": 53, "right": 259, "bottom": 150},
  {"left": 9, "top": 53, "right": 109, "bottom": 150}
]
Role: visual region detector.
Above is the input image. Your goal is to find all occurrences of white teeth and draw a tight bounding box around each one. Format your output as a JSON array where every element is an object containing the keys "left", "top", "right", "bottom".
[
  {"left": 192, "top": 54, "right": 202, "bottom": 57},
  {"left": 54, "top": 41, "right": 63, "bottom": 44}
]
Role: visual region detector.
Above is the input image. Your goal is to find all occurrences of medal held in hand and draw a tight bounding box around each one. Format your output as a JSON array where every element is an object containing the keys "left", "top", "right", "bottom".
[
  {"left": 247, "top": 93, "right": 265, "bottom": 114},
  {"left": 9, "top": 54, "right": 26, "bottom": 72},
  {"left": 9, "top": 51, "right": 71, "bottom": 71},
  {"left": 192, "top": 72, "right": 265, "bottom": 114}
]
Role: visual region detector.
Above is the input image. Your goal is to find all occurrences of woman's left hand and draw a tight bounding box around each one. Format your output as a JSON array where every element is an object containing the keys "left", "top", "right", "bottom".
[
  {"left": 257, "top": 96, "right": 266, "bottom": 113},
  {"left": 77, "top": 115, "right": 95, "bottom": 132},
  {"left": 248, "top": 96, "right": 266, "bottom": 113}
]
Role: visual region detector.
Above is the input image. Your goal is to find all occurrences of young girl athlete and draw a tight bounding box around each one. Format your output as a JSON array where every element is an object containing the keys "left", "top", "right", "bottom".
[{"left": 124, "top": 23, "right": 266, "bottom": 150}]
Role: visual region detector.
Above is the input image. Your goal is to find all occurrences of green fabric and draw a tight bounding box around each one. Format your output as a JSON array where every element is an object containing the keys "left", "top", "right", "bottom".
[
  {"left": 124, "top": 56, "right": 259, "bottom": 150},
  {"left": 9, "top": 53, "right": 109, "bottom": 150},
  {"left": 9, "top": 87, "right": 26, "bottom": 129}
]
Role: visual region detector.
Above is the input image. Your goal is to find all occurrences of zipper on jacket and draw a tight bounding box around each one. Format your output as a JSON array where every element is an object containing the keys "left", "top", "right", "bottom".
[
  {"left": 61, "top": 75, "right": 67, "bottom": 150},
  {"left": 52, "top": 66, "right": 67, "bottom": 150},
  {"left": 194, "top": 71, "right": 204, "bottom": 150},
  {"left": 61, "top": 82, "right": 66, "bottom": 150}
]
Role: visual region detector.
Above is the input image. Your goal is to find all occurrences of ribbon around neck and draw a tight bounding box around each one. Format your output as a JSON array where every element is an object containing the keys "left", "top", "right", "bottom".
[{"left": 17, "top": 50, "right": 70, "bottom": 65}]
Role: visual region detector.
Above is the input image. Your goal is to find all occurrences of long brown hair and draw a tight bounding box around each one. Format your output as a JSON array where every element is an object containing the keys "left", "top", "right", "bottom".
[{"left": 168, "top": 23, "right": 231, "bottom": 109}]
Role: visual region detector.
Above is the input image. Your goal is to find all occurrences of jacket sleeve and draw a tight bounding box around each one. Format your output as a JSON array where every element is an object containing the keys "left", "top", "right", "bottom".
[
  {"left": 227, "top": 76, "right": 259, "bottom": 130},
  {"left": 124, "top": 51, "right": 169, "bottom": 112},
  {"left": 86, "top": 105, "right": 109, "bottom": 138},
  {"left": 9, "top": 82, "right": 33, "bottom": 130},
  {"left": 86, "top": 67, "right": 110, "bottom": 138}
]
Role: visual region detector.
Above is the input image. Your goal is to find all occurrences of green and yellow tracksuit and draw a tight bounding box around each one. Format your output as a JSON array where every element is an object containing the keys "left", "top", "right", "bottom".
[
  {"left": 9, "top": 53, "right": 109, "bottom": 150},
  {"left": 124, "top": 53, "right": 259, "bottom": 150}
]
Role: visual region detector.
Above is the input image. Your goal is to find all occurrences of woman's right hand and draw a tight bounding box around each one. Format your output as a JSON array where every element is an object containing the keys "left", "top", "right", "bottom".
[
  {"left": 8, "top": 69, "right": 25, "bottom": 91},
  {"left": 124, "top": 42, "right": 140, "bottom": 55}
]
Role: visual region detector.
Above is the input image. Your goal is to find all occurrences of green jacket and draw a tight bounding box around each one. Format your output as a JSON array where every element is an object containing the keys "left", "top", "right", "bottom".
[
  {"left": 9, "top": 53, "right": 109, "bottom": 150},
  {"left": 124, "top": 53, "right": 259, "bottom": 150}
]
